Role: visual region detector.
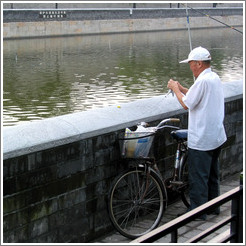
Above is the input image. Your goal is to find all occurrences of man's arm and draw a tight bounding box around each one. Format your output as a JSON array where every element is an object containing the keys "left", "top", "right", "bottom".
[
  {"left": 178, "top": 82, "right": 189, "bottom": 95},
  {"left": 167, "top": 79, "right": 188, "bottom": 110}
]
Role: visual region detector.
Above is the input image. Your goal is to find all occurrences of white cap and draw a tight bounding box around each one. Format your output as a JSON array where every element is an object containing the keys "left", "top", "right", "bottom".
[{"left": 179, "top": 46, "right": 211, "bottom": 63}]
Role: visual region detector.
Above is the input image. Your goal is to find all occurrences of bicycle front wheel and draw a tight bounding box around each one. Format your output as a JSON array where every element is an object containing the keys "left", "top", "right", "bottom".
[{"left": 108, "top": 167, "right": 166, "bottom": 239}]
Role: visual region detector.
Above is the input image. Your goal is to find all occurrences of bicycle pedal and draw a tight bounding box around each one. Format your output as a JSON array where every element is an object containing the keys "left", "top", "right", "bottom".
[{"left": 170, "top": 181, "right": 184, "bottom": 185}]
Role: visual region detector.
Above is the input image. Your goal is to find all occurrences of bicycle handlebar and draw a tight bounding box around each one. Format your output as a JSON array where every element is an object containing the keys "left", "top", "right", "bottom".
[
  {"left": 169, "top": 118, "right": 181, "bottom": 123},
  {"left": 156, "top": 118, "right": 180, "bottom": 129}
]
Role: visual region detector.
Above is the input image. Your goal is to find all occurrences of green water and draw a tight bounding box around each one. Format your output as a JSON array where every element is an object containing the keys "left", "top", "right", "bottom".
[{"left": 3, "top": 27, "right": 243, "bottom": 126}]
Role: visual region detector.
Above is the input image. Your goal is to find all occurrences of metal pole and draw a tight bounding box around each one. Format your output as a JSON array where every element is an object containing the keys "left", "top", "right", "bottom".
[
  {"left": 238, "top": 173, "right": 243, "bottom": 242},
  {"left": 185, "top": 3, "right": 192, "bottom": 52},
  {"left": 171, "top": 230, "right": 178, "bottom": 243},
  {"left": 185, "top": 4, "right": 195, "bottom": 82},
  {"left": 230, "top": 174, "right": 243, "bottom": 243}
]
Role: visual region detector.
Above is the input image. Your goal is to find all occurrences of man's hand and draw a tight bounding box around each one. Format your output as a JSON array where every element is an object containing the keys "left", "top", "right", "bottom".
[
  {"left": 167, "top": 79, "right": 188, "bottom": 110},
  {"left": 168, "top": 79, "right": 189, "bottom": 95},
  {"left": 167, "top": 79, "right": 179, "bottom": 91}
]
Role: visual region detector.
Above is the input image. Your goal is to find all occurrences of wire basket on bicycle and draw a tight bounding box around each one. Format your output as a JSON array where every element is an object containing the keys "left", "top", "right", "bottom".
[{"left": 118, "top": 128, "right": 156, "bottom": 158}]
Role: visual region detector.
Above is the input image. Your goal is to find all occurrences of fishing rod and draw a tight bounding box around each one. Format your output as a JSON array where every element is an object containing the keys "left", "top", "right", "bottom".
[
  {"left": 166, "top": 3, "right": 243, "bottom": 97},
  {"left": 185, "top": 4, "right": 196, "bottom": 83},
  {"left": 185, "top": 3, "right": 193, "bottom": 52},
  {"left": 167, "top": 4, "right": 193, "bottom": 96},
  {"left": 181, "top": 3, "right": 243, "bottom": 35}
]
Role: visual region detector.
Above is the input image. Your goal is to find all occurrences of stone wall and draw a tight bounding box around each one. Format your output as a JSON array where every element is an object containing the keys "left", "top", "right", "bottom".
[
  {"left": 2, "top": 2, "right": 243, "bottom": 9},
  {"left": 3, "top": 80, "right": 243, "bottom": 243},
  {"left": 3, "top": 7, "right": 243, "bottom": 39}
]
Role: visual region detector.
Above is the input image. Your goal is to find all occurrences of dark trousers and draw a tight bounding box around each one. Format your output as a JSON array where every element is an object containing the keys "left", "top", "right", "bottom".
[{"left": 188, "top": 147, "right": 221, "bottom": 219}]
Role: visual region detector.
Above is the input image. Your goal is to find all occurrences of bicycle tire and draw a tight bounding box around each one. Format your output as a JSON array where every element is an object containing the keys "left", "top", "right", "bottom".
[
  {"left": 179, "top": 153, "right": 190, "bottom": 208},
  {"left": 108, "top": 166, "right": 167, "bottom": 239}
]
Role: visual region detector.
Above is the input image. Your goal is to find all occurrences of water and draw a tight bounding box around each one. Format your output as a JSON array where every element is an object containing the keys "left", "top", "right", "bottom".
[{"left": 3, "top": 28, "right": 243, "bottom": 127}]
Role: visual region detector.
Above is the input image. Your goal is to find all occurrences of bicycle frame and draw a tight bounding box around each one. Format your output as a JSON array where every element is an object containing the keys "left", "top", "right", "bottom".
[
  {"left": 128, "top": 119, "right": 188, "bottom": 200},
  {"left": 172, "top": 140, "right": 188, "bottom": 183},
  {"left": 108, "top": 118, "right": 189, "bottom": 239}
]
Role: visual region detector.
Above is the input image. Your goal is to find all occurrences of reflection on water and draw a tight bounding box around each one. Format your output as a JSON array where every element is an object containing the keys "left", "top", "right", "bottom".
[{"left": 3, "top": 28, "right": 243, "bottom": 126}]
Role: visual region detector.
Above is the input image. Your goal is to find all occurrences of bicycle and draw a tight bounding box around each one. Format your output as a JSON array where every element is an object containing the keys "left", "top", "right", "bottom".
[{"left": 107, "top": 118, "right": 189, "bottom": 239}]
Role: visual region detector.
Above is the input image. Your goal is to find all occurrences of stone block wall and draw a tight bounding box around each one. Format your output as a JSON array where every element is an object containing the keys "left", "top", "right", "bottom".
[
  {"left": 3, "top": 135, "right": 120, "bottom": 242},
  {"left": 2, "top": 7, "right": 243, "bottom": 39},
  {"left": 221, "top": 97, "right": 244, "bottom": 177}
]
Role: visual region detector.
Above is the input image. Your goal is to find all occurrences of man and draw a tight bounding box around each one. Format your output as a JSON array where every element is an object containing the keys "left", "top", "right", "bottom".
[{"left": 167, "top": 46, "right": 227, "bottom": 220}]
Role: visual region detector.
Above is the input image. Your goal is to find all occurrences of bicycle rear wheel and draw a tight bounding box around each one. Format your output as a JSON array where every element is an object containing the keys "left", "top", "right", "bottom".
[
  {"left": 179, "top": 153, "right": 190, "bottom": 208},
  {"left": 108, "top": 166, "right": 166, "bottom": 239}
]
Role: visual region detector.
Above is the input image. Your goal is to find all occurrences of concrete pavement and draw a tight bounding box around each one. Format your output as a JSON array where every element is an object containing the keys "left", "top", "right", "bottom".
[{"left": 92, "top": 172, "right": 242, "bottom": 243}]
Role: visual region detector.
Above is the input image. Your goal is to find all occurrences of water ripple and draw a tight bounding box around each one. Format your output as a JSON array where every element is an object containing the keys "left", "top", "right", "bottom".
[{"left": 3, "top": 29, "right": 243, "bottom": 126}]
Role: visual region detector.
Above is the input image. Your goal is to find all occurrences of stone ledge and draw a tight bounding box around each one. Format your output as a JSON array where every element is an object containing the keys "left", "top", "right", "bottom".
[
  {"left": 3, "top": 8, "right": 243, "bottom": 23},
  {"left": 3, "top": 79, "right": 243, "bottom": 160}
]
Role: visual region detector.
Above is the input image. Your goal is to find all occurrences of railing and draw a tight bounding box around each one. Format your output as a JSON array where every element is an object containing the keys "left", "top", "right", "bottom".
[{"left": 131, "top": 174, "right": 243, "bottom": 244}]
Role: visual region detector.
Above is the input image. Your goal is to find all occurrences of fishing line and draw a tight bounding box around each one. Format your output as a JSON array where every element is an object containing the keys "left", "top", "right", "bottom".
[
  {"left": 162, "top": 4, "right": 242, "bottom": 112},
  {"left": 165, "top": 4, "right": 195, "bottom": 96},
  {"left": 167, "top": 3, "right": 195, "bottom": 96},
  {"left": 185, "top": 3, "right": 193, "bottom": 51},
  {"left": 185, "top": 3, "right": 195, "bottom": 83},
  {"left": 181, "top": 3, "right": 243, "bottom": 35}
]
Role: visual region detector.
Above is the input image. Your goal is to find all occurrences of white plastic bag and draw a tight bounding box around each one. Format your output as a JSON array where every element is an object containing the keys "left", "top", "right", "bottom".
[{"left": 122, "top": 124, "right": 156, "bottom": 158}]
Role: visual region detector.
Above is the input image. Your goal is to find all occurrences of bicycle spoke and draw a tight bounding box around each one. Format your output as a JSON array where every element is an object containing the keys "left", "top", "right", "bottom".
[{"left": 109, "top": 168, "right": 165, "bottom": 238}]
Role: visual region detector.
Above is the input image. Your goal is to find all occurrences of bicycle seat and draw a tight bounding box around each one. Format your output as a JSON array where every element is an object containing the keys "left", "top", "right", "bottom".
[{"left": 171, "top": 129, "right": 188, "bottom": 140}]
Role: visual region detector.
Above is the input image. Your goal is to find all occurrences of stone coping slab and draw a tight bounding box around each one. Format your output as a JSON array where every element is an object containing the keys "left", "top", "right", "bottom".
[{"left": 2, "top": 79, "right": 243, "bottom": 160}]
